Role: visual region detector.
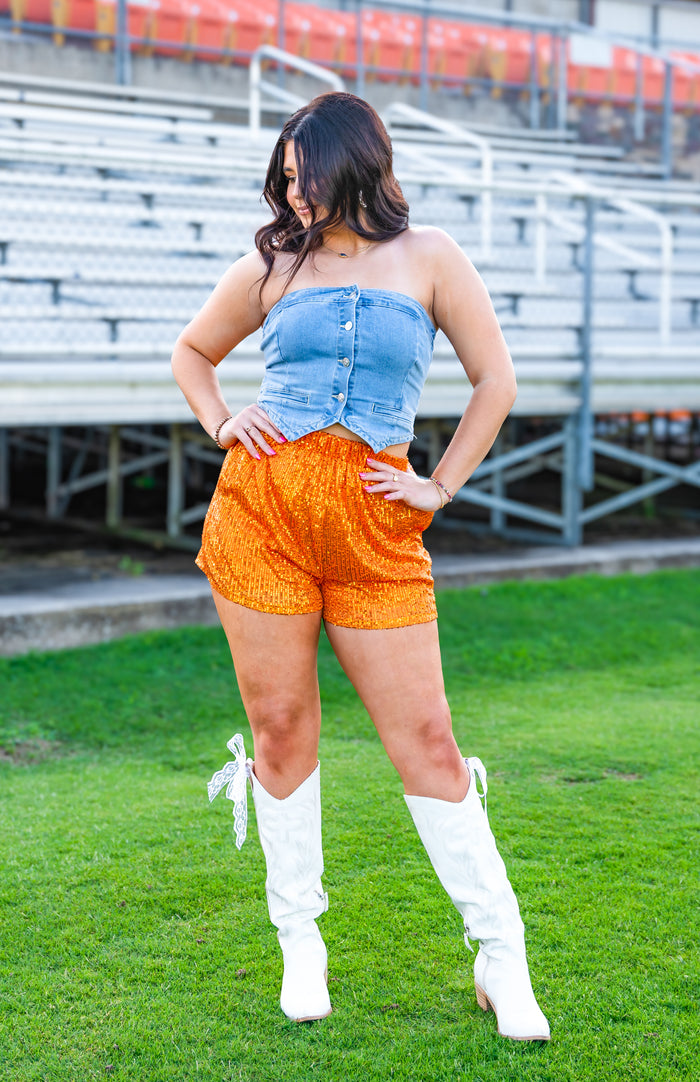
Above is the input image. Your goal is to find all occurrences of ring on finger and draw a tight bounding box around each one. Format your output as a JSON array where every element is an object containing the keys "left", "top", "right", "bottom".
[{"left": 392, "top": 472, "right": 398, "bottom": 482}]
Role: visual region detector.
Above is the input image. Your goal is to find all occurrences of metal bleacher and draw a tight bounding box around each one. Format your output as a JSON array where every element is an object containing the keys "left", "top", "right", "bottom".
[{"left": 1, "top": 59, "right": 698, "bottom": 546}]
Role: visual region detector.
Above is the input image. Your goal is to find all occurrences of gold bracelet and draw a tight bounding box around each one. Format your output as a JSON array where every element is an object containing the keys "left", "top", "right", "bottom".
[
  {"left": 430, "top": 476, "right": 454, "bottom": 506},
  {"left": 213, "top": 415, "right": 233, "bottom": 450},
  {"left": 429, "top": 477, "right": 448, "bottom": 508}
]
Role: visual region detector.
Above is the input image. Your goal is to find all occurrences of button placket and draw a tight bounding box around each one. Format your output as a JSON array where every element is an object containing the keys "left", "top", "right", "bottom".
[{"left": 331, "top": 291, "right": 357, "bottom": 414}]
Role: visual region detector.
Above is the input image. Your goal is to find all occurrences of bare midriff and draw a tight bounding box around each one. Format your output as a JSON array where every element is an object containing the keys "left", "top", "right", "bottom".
[{"left": 321, "top": 422, "right": 410, "bottom": 458}]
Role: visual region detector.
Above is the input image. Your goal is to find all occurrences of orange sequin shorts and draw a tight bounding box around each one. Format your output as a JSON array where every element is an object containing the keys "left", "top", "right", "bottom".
[{"left": 195, "top": 430, "right": 436, "bottom": 630}]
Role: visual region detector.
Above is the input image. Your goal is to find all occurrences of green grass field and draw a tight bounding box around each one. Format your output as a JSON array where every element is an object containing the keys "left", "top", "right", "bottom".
[{"left": 1, "top": 570, "right": 698, "bottom": 1081}]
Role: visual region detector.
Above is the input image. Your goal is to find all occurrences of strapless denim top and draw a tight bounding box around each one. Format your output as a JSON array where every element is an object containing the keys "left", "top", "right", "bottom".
[{"left": 257, "top": 284, "right": 436, "bottom": 452}]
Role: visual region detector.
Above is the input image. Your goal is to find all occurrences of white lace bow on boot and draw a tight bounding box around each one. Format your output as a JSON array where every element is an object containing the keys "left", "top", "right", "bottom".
[
  {"left": 405, "top": 758, "right": 550, "bottom": 1042},
  {"left": 208, "top": 735, "right": 331, "bottom": 1023}
]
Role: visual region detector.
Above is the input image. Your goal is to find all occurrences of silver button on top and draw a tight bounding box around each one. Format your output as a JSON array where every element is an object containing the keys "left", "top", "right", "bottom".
[
  {"left": 336, "top": 392, "right": 345, "bottom": 402},
  {"left": 341, "top": 357, "right": 350, "bottom": 367},
  {"left": 344, "top": 320, "right": 353, "bottom": 330}
]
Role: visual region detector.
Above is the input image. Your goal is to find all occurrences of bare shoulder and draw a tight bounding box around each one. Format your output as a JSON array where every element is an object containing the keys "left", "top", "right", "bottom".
[
  {"left": 402, "top": 225, "right": 480, "bottom": 293},
  {"left": 402, "top": 225, "right": 469, "bottom": 263},
  {"left": 216, "top": 248, "right": 269, "bottom": 300}
]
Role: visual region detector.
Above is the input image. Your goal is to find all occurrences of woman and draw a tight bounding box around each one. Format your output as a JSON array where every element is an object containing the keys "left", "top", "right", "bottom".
[{"left": 172, "top": 92, "right": 549, "bottom": 1041}]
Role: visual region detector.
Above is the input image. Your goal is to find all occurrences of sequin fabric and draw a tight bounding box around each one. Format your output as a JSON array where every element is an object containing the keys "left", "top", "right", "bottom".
[{"left": 196, "top": 430, "right": 437, "bottom": 629}]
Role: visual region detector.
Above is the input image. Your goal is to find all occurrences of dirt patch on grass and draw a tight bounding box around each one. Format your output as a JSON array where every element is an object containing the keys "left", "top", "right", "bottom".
[
  {"left": 0, "top": 739, "right": 65, "bottom": 765},
  {"left": 604, "top": 769, "right": 644, "bottom": 782},
  {"left": 542, "top": 769, "right": 644, "bottom": 786}
]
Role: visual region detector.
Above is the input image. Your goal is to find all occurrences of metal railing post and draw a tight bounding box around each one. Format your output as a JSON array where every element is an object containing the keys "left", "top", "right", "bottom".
[
  {"left": 490, "top": 431, "right": 505, "bottom": 533},
  {"left": 634, "top": 50, "right": 645, "bottom": 142},
  {"left": 115, "top": 0, "right": 131, "bottom": 86},
  {"left": 529, "top": 27, "right": 539, "bottom": 129},
  {"left": 547, "top": 29, "right": 557, "bottom": 128},
  {"left": 556, "top": 28, "right": 568, "bottom": 132},
  {"left": 107, "top": 424, "right": 123, "bottom": 529},
  {"left": 167, "top": 423, "right": 184, "bottom": 539},
  {"left": 356, "top": 0, "right": 365, "bottom": 98},
  {"left": 661, "top": 59, "right": 674, "bottom": 180},
  {"left": 277, "top": 0, "right": 287, "bottom": 94},
  {"left": 250, "top": 51, "right": 262, "bottom": 141},
  {"left": 562, "top": 413, "right": 583, "bottom": 545},
  {"left": 46, "top": 426, "right": 61, "bottom": 519},
  {"left": 578, "top": 195, "right": 595, "bottom": 493},
  {"left": 0, "top": 428, "right": 9, "bottom": 511},
  {"left": 419, "top": 0, "right": 430, "bottom": 113}
]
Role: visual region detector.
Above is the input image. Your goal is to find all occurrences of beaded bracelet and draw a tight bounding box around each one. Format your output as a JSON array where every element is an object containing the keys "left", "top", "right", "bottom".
[
  {"left": 430, "top": 476, "right": 454, "bottom": 508},
  {"left": 213, "top": 415, "right": 233, "bottom": 450}
]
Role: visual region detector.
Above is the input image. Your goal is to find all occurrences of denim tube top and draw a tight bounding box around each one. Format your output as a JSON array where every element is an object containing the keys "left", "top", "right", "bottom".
[{"left": 257, "top": 285, "right": 437, "bottom": 453}]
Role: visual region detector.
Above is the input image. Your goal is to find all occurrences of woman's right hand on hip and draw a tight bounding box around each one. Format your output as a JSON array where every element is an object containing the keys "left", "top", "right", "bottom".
[{"left": 219, "top": 406, "right": 287, "bottom": 459}]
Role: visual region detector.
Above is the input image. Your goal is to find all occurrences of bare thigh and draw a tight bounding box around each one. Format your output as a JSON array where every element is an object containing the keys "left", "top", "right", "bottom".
[
  {"left": 213, "top": 589, "right": 324, "bottom": 798},
  {"left": 324, "top": 619, "right": 469, "bottom": 801}
]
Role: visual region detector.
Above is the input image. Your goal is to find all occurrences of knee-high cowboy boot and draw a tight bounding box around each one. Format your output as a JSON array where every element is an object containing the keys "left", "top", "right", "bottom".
[
  {"left": 250, "top": 763, "right": 332, "bottom": 1022},
  {"left": 405, "top": 757, "right": 550, "bottom": 1042},
  {"left": 207, "top": 736, "right": 331, "bottom": 1023}
]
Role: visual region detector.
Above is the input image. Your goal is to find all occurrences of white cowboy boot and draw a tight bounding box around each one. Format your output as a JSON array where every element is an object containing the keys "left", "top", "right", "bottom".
[
  {"left": 250, "top": 763, "right": 332, "bottom": 1022},
  {"left": 405, "top": 757, "right": 550, "bottom": 1041}
]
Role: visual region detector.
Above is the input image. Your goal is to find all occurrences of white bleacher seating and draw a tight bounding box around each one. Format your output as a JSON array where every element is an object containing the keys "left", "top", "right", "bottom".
[{"left": 0, "top": 76, "right": 698, "bottom": 549}]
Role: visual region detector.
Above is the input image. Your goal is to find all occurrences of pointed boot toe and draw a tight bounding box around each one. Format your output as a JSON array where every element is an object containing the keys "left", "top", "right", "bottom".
[
  {"left": 279, "top": 927, "right": 332, "bottom": 1022},
  {"left": 474, "top": 949, "right": 550, "bottom": 1042}
]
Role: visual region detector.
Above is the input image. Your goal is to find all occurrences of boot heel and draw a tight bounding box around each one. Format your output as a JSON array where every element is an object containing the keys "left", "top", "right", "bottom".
[{"left": 475, "top": 982, "right": 491, "bottom": 1013}]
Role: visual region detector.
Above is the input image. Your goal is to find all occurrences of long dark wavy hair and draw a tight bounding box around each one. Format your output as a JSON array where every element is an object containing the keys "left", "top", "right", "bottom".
[{"left": 255, "top": 92, "right": 409, "bottom": 292}]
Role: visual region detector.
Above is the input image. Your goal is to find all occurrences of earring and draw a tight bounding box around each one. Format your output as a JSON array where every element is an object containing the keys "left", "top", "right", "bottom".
[{"left": 359, "top": 191, "right": 367, "bottom": 209}]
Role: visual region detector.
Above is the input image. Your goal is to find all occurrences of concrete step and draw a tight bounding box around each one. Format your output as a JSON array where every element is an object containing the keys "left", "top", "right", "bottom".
[{"left": 2, "top": 537, "right": 700, "bottom": 657}]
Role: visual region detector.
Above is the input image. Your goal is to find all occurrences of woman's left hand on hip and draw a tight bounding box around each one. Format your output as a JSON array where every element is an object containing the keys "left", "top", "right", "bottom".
[{"left": 360, "top": 459, "right": 443, "bottom": 512}]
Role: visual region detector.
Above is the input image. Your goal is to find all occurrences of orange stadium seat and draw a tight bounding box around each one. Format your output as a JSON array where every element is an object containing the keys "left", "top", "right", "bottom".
[
  {"left": 325, "top": 9, "right": 358, "bottom": 69},
  {"left": 534, "top": 33, "right": 554, "bottom": 101},
  {"left": 568, "top": 46, "right": 619, "bottom": 105},
  {"left": 427, "top": 20, "right": 465, "bottom": 86},
  {"left": 453, "top": 23, "right": 491, "bottom": 93},
  {"left": 10, "top": 0, "right": 50, "bottom": 22},
  {"left": 668, "top": 51, "right": 700, "bottom": 111},
  {"left": 14, "top": 0, "right": 74, "bottom": 47},
  {"left": 193, "top": 0, "right": 229, "bottom": 62},
  {"left": 10, "top": 0, "right": 48, "bottom": 29},
  {"left": 90, "top": 0, "right": 196, "bottom": 57},
  {"left": 419, "top": 20, "right": 491, "bottom": 91},
  {"left": 280, "top": 3, "right": 312, "bottom": 59},
  {"left": 198, "top": 0, "right": 277, "bottom": 59},
  {"left": 5, "top": 0, "right": 700, "bottom": 101},
  {"left": 362, "top": 11, "right": 418, "bottom": 82},
  {"left": 641, "top": 54, "right": 666, "bottom": 106},
  {"left": 610, "top": 46, "right": 639, "bottom": 104},
  {"left": 483, "top": 27, "right": 532, "bottom": 97},
  {"left": 139, "top": 0, "right": 196, "bottom": 59},
  {"left": 290, "top": 4, "right": 356, "bottom": 68}
]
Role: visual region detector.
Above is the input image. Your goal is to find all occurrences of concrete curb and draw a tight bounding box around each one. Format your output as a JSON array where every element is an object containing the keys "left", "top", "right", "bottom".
[
  {"left": 0, "top": 576, "right": 219, "bottom": 657},
  {"left": 1, "top": 537, "right": 699, "bottom": 656},
  {"left": 431, "top": 536, "right": 700, "bottom": 589}
]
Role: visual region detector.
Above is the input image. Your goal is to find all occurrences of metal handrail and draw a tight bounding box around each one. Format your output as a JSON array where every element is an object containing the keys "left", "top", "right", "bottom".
[
  {"left": 611, "top": 198, "right": 674, "bottom": 344},
  {"left": 249, "top": 45, "right": 345, "bottom": 142},
  {"left": 383, "top": 103, "right": 494, "bottom": 261},
  {"left": 387, "top": 121, "right": 696, "bottom": 315},
  {"left": 549, "top": 172, "right": 675, "bottom": 342}
]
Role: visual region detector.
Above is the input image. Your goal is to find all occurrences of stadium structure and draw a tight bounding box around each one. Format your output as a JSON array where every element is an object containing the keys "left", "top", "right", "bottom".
[{"left": 0, "top": 0, "right": 698, "bottom": 548}]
